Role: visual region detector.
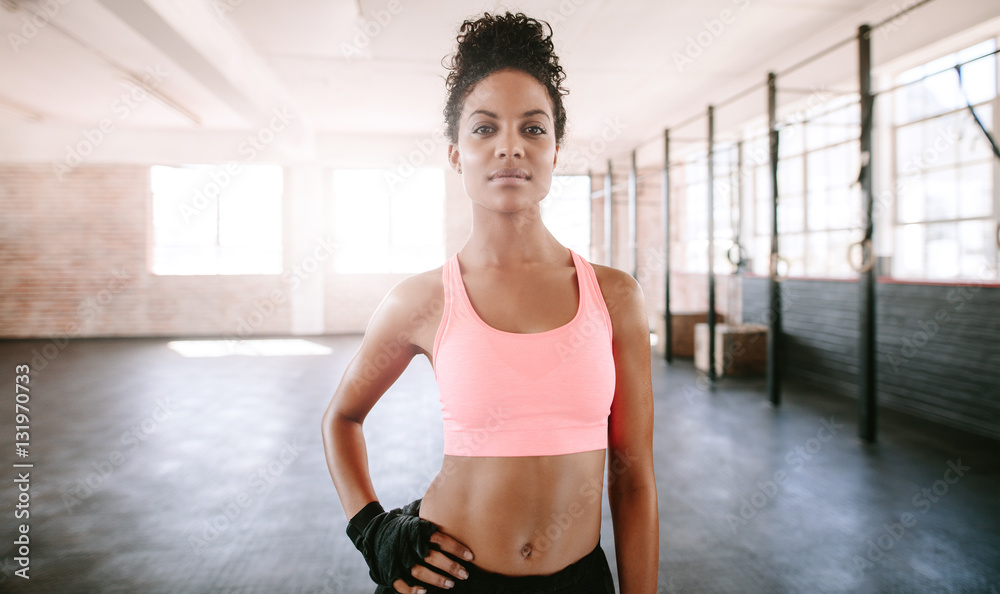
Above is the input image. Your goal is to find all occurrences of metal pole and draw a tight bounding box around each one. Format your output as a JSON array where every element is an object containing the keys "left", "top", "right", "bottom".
[
  {"left": 663, "top": 130, "right": 673, "bottom": 362},
  {"left": 736, "top": 140, "right": 744, "bottom": 271},
  {"left": 629, "top": 150, "right": 638, "bottom": 278},
  {"left": 767, "top": 72, "right": 782, "bottom": 406},
  {"left": 707, "top": 105, "right": 717, "bottom": 382},
  {"left": 605, "top": 160, "right": 613, "bottom": 268},
  {"left": 858, "top": 24, "right": 877, "bottom": 443},
  {"left": 587, "top": 169, "right": 594, "bottom": 261}
]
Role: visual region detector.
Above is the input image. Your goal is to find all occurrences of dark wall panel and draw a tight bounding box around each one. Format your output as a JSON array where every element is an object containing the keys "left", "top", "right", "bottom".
[{"left": 742, "top": 276, "right": 1000, "bottom": 439}]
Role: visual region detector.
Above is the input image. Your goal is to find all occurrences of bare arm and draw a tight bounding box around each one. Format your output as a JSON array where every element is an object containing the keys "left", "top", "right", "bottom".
[
  {"left": 598, "top": 266, "right": 659, "bottom": 593},
  {"left": 320, "top": 275, "right": 472, "bottom": 592},
  {"left": 321, "top": 281, "right": 422, "bottom": 518}
]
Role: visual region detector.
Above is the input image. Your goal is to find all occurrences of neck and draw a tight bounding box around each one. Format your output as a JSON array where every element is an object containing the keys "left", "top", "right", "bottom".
[{"left": 461, "top": 203, "right": 565, "bottom": 267}]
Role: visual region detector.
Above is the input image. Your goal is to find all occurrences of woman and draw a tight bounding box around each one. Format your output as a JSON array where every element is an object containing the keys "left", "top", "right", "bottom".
[{"left": 321, "top": 12, "right": 658, "bottom": 594}]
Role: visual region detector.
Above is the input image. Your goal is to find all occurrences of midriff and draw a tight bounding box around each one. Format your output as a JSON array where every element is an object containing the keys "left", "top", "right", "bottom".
[{"left": 419, "top": 449, "right": 606, "bottom": 575}]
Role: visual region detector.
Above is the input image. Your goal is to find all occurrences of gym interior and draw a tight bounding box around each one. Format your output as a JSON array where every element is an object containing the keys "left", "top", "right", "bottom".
[{"left": 0, "top": 0, "right": 998, "bottom": 592}]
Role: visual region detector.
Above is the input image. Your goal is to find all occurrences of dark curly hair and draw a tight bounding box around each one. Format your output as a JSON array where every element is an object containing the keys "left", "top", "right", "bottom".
[{"left": 443, "top": 12, "right": 568, "bottom": 145}]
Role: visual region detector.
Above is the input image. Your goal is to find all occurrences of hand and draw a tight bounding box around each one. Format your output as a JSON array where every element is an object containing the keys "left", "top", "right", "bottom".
[{"left": 392, "top": 531, "right": 474, "bottom": 593}]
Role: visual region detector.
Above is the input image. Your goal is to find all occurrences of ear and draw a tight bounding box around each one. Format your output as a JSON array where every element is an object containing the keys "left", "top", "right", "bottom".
[
  {"left": 552, "top": 145, "right": 559, "bottom": 168},
  {"left": 448, "top": 145, "right": 462, "bottom": 174}
]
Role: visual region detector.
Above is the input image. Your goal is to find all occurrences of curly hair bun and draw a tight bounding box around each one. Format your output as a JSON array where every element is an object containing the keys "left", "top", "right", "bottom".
[{"left": 443, "top": 12, "right": 568, "bottom": 144}]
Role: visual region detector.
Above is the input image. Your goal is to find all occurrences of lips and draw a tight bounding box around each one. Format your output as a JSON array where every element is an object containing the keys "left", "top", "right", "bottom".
[{"left": 489, "top": 168, "right": 530, "bottom": 181}]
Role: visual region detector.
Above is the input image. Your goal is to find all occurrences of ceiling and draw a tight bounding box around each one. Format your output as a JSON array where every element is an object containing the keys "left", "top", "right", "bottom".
[{"left": 1, "top": 0, "right": 997, "bottom": 168}]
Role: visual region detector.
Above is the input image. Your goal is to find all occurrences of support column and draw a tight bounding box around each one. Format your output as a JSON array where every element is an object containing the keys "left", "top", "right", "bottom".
[
  {"left": 629, "top": 150, "right": 638, "bottom": 278},
  {"left": 663, "top": 130, "right": 673, "bottom": 362},
  {"left": 605, "top": 160, "right": 613, "bottom": 267},
  {"left": 767, "top": 72, "right": 782, "bottom": 406},
  {"left": 284, "top": 165, "right": 325, "bottom": 335},
  {"left": 707, "top": 105, "right": 717, "bottom": 382},
  {"left": 858, "top": 24, "right": 878, "bottom": 443}
]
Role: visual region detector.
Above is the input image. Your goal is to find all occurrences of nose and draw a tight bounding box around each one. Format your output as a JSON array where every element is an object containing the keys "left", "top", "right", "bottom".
[{"left": 495, "top": 129, "right": 523, "bottom": 159}]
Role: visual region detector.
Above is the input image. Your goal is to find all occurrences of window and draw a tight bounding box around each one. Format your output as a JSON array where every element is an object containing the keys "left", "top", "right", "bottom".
[
  {"left": 151, "top": 164, "right": 283, "bottom": 275},
  {"left": 803, "top": 96, "right": 861, "bottom": 278},
  {"left": 676, "top": 146, "right": 738, "bottom": 274},
  {"left": 745, "top": 132, "right": 772, "bottom": 276},
  {"left": 331, "top": 168, "right": 445, "bottom": 273},
  {"left": 892, "top": 39, "right": 997, "bottom": 280},
  {"left": 747, "top": 93, "right": 861, "bottom": 278},
  {"left": 541, "top": 175, "right": 592, "bottom": 257}
]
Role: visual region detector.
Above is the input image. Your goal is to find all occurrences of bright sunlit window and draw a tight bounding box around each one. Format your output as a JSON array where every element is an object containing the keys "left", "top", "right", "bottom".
[
  {"left": 542, "top": 175, "right": 592, "bottom": 257},
  {"left": 675, "top": 148, "right": 737, "bottom": 274},
  {"left": 331, "top": 168, "right": 445, "bottom": 273},
  {"left": 892, "top": 39, "right": 997, "bottom": 281},
  {"left": 151, "top": 164, "right": 283, "bottom": 275}
]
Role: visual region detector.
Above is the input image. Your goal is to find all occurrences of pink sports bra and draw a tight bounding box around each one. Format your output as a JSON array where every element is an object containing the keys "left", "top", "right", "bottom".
[{"left": 432, "top": 249, "right": 616, "bottom": 457}]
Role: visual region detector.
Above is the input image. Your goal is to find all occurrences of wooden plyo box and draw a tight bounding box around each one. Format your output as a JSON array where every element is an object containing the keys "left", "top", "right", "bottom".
[
  {"left": 694, "top": 323, "right": 768, "bottom": 376},
  {"left": 655, "top": 311, "right": 724, "bottom": 358}
]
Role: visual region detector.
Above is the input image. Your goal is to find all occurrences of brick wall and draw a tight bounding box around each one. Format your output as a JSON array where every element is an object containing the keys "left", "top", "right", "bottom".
[
  {"left": 0, "top": 164, "right": 291, "bottom": 338},
  {"left": 743, "top": 276, "right": 1000, "bottom": 439}
]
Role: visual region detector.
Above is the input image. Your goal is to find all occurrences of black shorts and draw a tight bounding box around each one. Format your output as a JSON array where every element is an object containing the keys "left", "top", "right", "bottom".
[{"left": 374, "top": 542, "right": 616, "bottom": 594}]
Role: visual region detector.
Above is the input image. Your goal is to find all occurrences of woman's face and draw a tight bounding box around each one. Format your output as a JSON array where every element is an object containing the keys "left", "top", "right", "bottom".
[{"left": 448, "top": 68, "right": 558, "bottom": 215}]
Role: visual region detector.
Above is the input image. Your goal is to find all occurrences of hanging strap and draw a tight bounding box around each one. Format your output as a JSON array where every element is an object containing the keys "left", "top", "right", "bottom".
[{"left": 955, "top": 65, "right": 1000, "bottom": 160}]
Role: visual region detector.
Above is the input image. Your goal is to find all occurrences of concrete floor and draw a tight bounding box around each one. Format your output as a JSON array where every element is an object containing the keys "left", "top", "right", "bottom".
[{"left": 0, "top": 335, "right": 997, "bottom": 593}]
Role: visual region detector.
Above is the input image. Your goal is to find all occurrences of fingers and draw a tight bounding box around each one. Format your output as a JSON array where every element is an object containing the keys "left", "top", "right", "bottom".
[
  {"left": 392, "top": 555, "right": 466, "bottom": 593},
  {"left": 392, "top": 549, "right": 472, "bottom": 593},
  {"left": 429, "top": 531, "right": 475, "bottom": 562},
  {"left": 419, "top": 549, "right": 470, "bottom": 583},
  {"left": 392, "top": 578, "right": 426, "bottom": 594},
  {"left": 392, "top": 530, "right": 475, "bottom": 593}
]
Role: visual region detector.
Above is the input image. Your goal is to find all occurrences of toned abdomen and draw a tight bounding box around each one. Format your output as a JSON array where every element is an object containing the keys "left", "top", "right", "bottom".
[{"left": 419, "top": 449, "right": 606, "bottom": 576}]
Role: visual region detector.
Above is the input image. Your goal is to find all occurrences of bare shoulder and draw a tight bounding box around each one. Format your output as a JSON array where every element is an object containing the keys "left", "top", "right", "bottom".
[
  {"left": 591, "top": 264, "right": 645, "bottom": 318},
  {"left": 376, "top": 266, "right": 445, "bottom": 328},
  {"left": 364, "top": 265, "right": 445, "bottom": 357}
]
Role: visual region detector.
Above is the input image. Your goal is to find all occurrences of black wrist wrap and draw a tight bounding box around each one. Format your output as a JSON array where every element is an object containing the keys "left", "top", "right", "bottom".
[{"left": 346, "top": 499, "right": 438, "bottom": 586}]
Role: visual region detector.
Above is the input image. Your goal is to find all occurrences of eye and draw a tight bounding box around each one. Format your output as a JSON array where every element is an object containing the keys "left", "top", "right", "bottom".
[
  {"left": 472, "top": 123, "right": 495, "bottom": 134},
  {"left": 525, "top": 125, "right": 547, "bottom": 135}
]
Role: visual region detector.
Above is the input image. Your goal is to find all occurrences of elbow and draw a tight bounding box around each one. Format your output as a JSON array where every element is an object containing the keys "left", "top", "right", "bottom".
[
  {"left": 320, "top": 403, "right": 347, "bottom": 446},
  {"left": 320, "top": 405, "right": 363, "bottom": 446}
]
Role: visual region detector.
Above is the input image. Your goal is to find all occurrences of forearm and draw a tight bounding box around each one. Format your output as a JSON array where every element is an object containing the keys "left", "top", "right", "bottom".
[
  {"left": 609, "top": 482, "right": 659, "bottom": 593},
  {"left": 321, "top": 411, "right": 379, "bottom": 519}
]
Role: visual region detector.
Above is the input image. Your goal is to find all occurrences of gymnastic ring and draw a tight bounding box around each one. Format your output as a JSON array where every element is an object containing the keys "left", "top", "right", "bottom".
[
  {"left": 727, "top": 241, "right": 746, "bottom": 268},
  {"left": 848, "top": 239, "right": 875, "bottom": 274},
  {"left": 769, "top": 253, "right": 789, "bottom": 281}
]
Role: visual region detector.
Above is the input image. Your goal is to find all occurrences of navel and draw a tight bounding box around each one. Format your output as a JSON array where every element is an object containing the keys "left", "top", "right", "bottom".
[{"left": 520, "top": 543, "right": 533, "bottom": 559}]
